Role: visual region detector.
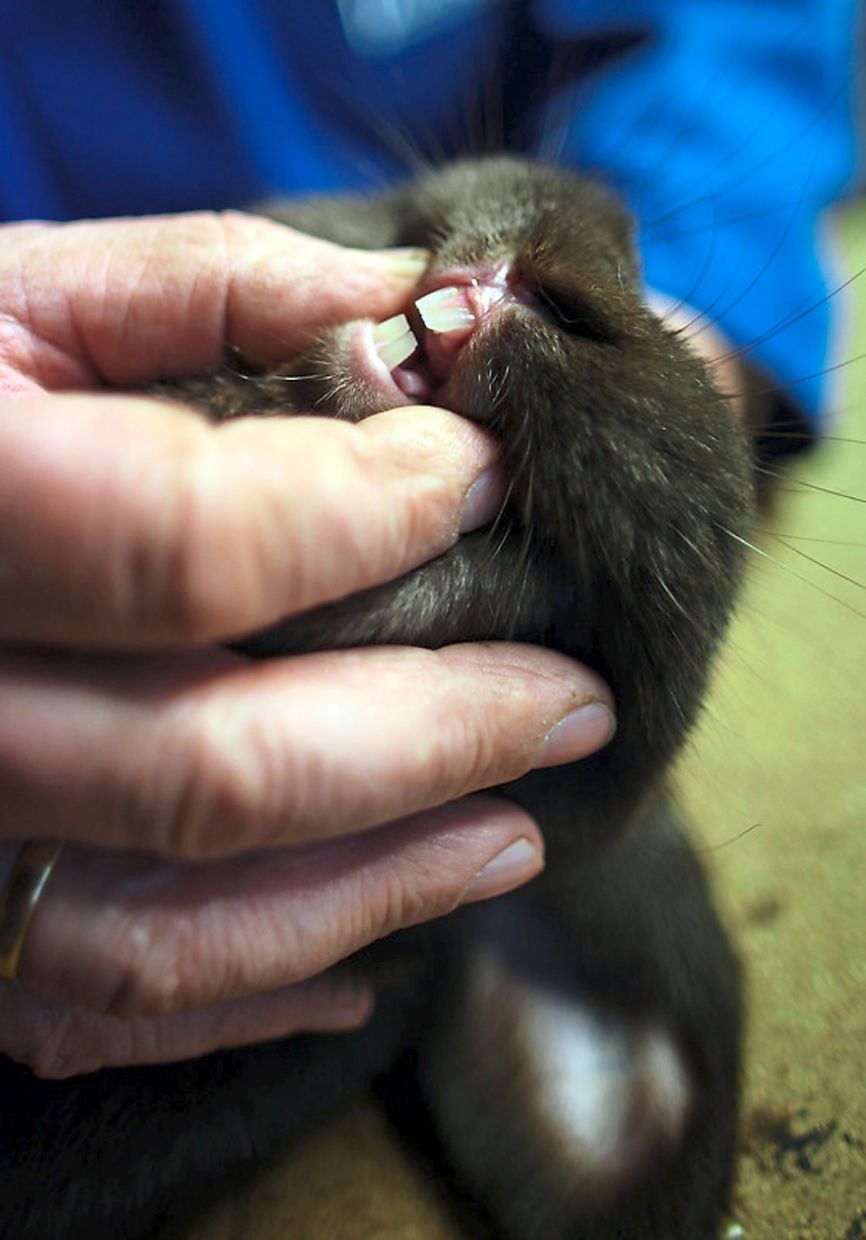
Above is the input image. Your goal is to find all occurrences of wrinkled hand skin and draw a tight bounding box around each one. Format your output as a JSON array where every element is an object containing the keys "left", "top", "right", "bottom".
[
  {"left": 0, "top": 212, "right": 621, "bottom": 1076},
  {"left": 0, "top": 160, "right": 754, "bottom": 1240}
]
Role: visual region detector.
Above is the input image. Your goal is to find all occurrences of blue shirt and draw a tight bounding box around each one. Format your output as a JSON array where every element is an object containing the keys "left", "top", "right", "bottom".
[{"left": 0, "top": 0, "right": 859, "bottom": 428}]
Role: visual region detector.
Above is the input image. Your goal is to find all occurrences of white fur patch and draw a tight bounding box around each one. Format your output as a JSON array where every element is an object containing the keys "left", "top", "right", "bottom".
[{"left": 514, "top": 977, "right": 692, "bottom": 1185}]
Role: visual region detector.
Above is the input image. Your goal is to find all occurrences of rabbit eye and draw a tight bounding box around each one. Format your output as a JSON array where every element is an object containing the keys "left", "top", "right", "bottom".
[{"left": 534, "top": 282, "right": 616, "bottom": 344}]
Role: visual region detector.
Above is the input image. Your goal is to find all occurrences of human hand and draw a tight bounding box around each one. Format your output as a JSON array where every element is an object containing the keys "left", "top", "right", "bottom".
[{"left": 0, "top": 213, "right": 615, "bottom": 1077}]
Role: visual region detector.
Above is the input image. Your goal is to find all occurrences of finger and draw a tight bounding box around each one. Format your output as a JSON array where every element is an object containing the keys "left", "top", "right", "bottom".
[
  {"left": 0, "top": 975, "right": 374, "bottom": 1080},
  {"left": 14, "top": 796, "right": 544, "bottom": 1021},
  {"left": 0, "top": 395, "right": 501, "bottom": 646},
  {"left": 0, "top": 212, "right": 426, "bottom": 390},
  {"left": 0, "top": 644, "right": 615, "bottom": 857}
]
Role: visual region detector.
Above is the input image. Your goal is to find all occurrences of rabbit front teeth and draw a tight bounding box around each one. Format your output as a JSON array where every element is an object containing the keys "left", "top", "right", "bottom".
[
  {"left": 415, "top": 287, "right": 475, "bottom": 334},
  {"left": 372, "top": 313, "right": 418, "bottom": 368}
]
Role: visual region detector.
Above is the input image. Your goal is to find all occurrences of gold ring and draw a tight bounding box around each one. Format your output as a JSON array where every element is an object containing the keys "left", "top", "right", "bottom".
[{"left": 0, "top": 841, "right": 64, "bottom": 983}]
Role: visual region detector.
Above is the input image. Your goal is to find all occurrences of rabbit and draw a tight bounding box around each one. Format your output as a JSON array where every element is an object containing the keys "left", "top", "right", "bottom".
[{"left": 0, "top": 155, "right": 756, "bottom": 1239}]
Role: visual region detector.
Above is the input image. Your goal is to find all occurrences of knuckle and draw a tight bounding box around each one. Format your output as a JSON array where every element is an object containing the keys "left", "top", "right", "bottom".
[
  {"left": 371, "top": 870, "right": 411, "bottom": 936},
  {"left": 27, "top": 1042, "right": 73, "bottom": 1081},
  {"left": 12, "top": 1008, "right": 99, "bottom": 1081},
  {"left": 362, "top": 864, "right": 434, "bottom": 943},
  {"left": 454, "top": 720, "right": 505, "bottom": 792},
  {"left": 424, "top": 708, "right": 503, "bottom": 803},
  {"left": 215, "top": 208, "right": 271, "bottom": 246},
  {"left": 115, "top": 421, "right": 237, "bottom": 643},
  {"left": 133, "top": 707, "right": 294, "bottom": 861},
  {"left": 14, "top": 1023, "right": 68, "bottom": 1080},
  {"left": 285, "top": 423, "right": 410, "bottom": 597},
  {"left": 28, "top": 1034, "right": 103, "bottom": 1081},
  {"left": 101, "top": 921, "right": 186, "bottom": 1021},
  {"left": 398, "top": 474, "right": 451, "bottom": 559},
  {"left": 329, "top": 420, "right": 437, "bottom": 571},
  {"left": 148, "top": 458, "right": 237, "bottom": 644},
  {"left": 435, "top": 657, "right": 537, "bottom": 790}
]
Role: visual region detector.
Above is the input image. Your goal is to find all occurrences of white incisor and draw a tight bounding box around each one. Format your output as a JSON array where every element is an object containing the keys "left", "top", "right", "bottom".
[
  {"left": 415, "top": 286, "right": 476, "bottom": 333},
  {"left": 372, "top": 313, "right": 418, "bottom": 368}
]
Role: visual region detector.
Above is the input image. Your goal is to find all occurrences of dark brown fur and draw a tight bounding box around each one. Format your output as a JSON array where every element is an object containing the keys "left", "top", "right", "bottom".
[{"left": 0, "top": 157, "right": 755, "bottom": 1238}]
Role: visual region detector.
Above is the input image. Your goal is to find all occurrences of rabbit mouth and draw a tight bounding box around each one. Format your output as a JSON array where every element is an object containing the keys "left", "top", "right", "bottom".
[{"left": 357, "top": 262, "right": 541, "bottom": 408}]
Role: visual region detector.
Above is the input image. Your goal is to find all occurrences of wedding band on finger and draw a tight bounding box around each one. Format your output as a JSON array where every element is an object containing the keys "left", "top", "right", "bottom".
[{"left": 0, "top": 841, "right": 65, "bottom": 983}]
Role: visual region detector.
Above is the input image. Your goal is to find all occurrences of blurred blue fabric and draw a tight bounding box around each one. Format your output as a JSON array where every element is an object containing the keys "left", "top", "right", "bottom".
[{"left": 0, "top": 0, "right": 859, "bottom": 426}]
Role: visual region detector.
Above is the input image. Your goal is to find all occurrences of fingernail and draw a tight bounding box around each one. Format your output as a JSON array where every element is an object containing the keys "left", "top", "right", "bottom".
[
  {"left": 372, "top": 247, "right": 430, "bottom": 278},
  {"left": 533, "top": 701, "right": 616, "bottom": 769},
  {"left": 460, "top": 837, "right": 544, "bottom": 905},
  {"left": 459, "top": 461, "right": 507, "bottom": 532}
]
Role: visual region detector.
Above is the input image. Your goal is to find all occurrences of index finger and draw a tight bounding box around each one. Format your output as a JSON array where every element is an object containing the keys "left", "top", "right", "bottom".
[
  {"left": 0, "top": 212, "right": 425, "bottom": 390},
  {"left": 0, "top": 394, "right": 500, "bottom": 647}
]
